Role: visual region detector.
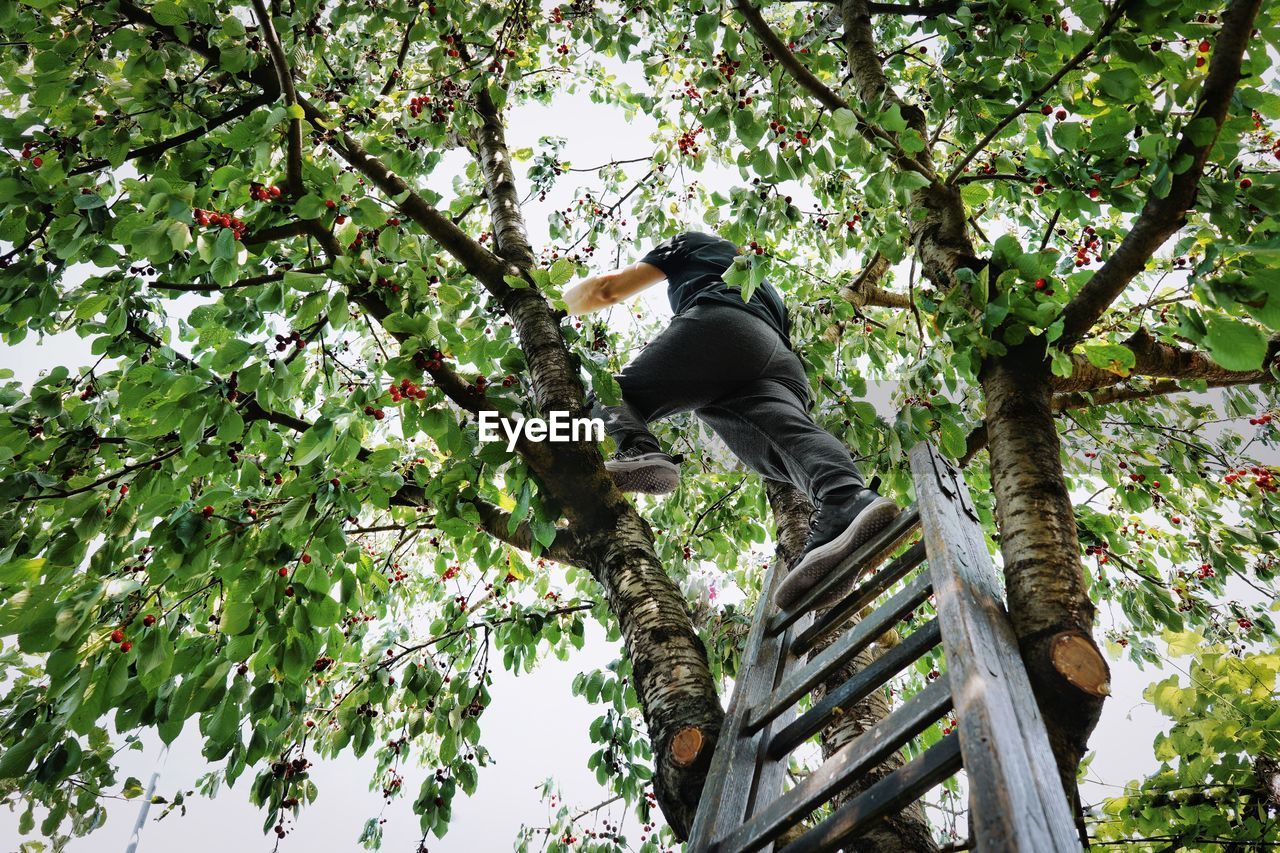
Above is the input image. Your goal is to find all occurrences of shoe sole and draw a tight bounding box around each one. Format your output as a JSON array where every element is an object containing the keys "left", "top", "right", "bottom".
[
  {"left": 773, "top": 497, "right": 901, "bottom": 610},
  {"left": 606, "top": 458, "right": 680, "bottom": 495}
]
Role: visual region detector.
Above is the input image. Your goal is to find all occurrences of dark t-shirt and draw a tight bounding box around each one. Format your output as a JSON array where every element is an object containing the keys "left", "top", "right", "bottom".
[{"left": 639, "top": 231, "right": 791, "bottom": 345}]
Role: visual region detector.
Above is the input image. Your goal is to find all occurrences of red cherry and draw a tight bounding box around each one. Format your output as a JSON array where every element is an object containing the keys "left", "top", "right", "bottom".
[
  {"left": 279, "top": 567, "right": 290, "bottom": 577},
  {"left": 142, "top": 614, "right": 156, "bottom": 627},
  {"left": 1240, "top": 177, "right": 1253, "bottom": 189},
  {"left": 1034, "top": 277, "right": 1047, "bottom": 289},
  {"left": 31, "top": 156, "right": 42, "bottom": 167},
  {"left": 119, "top": 641, "right": 133, "bottom": 653},
  {"left": 325, "top": 199, "right": 335, "bottom": 208},
  {"left": 110, "top": 629, "right": 125, "bottom": 643},
  {"left": 202, "top": 505, "right": 214, "bottom": 517},
  {"left": 1040, "top": 104, "right": 1053, "bottom": 115},
  {"left": 284, "top": 586, "right": 295, "bottom": 597},
  {"left": 1055, "top": 109, "right": 1067, "bottom": 120},
  {"left": 330, "top": 478, "right": 340, "bottom": 487},
  {"left": 1198, "top": 40, "right": 1210, "bottom": 53}
]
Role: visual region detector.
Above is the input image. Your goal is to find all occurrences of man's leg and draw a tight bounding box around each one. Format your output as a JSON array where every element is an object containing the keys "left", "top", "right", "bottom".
[
  {"left": 589, "top": 305, "right": 777, "bottom": 493},
  {"left": 697, "top": 342, "right": 899, "bottom": 608}
]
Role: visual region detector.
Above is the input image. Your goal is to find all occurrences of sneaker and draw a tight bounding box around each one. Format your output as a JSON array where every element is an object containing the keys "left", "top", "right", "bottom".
[
  {"left": 773, "top": 489, "right": 900, "bottom": 610},
  {"left": 605, "top": 446, "right": 681, "bottom": 494}
]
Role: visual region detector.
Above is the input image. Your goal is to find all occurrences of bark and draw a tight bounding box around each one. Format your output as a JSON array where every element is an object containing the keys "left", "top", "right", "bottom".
[
  {"left": 766, "top": 480, "right": 937, "bottom": 851},
  {"left": 836, "top": 0, "right": 1108, "bottom": 827},
  {"left": 575, "top": 507, "right": 724, "bottom": 839},
  {"left": 980, "top": 344, "right": 1108, "bottom": 831}
]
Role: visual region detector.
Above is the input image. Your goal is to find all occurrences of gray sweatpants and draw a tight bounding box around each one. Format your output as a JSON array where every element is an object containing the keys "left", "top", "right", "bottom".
[{"left": 590, "top": 302, "right": 865, "bottom": 506}]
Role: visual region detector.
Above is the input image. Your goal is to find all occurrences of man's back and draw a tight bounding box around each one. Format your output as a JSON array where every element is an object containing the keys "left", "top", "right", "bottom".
[{"left": 639, "top": 231, "right": 792, "bottom": 344}]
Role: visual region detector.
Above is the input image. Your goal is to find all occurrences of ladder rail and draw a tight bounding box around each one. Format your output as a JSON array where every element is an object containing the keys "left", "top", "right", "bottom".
[{"left": 908, "top": 442, "right": 1080, "bottom": 851}]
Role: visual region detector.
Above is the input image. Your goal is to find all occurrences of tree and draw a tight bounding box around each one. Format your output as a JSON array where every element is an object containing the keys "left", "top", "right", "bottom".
[{"left": 0, "top": 0, "right": 1278, "bottom": 850}]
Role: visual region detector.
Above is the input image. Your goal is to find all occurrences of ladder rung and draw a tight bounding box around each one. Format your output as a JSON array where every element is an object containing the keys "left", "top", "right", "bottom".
[
  {"left": 792, "top": 539, "right": 927, "bottom": 656},
  {"left": 712, "top": 677, "right": 953, "bottom": 853},
  {"left": 744, "top": 572, "right": 934, "bottom": 737},
  {"left": 769, "top": 506, "right": 921, "bottom": 637},
  {"left": 781, "top": 733, "right": 964, "bottom": 853},
  {"left": 766, "top": 618, "right": 941, "bottom": 760}
]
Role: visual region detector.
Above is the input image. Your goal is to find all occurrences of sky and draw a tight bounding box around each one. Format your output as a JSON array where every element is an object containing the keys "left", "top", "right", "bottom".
[{"left": 2, "top": 22, "right": 1277, "bottom": 853}]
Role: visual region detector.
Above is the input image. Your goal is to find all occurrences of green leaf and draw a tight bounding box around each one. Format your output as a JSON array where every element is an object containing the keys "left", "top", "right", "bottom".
[
  {"left": 294, "top": 417, "right": 336, "bottom": 466},
  {"left": 1203, "top": 316, "right": 1268, "bottom": 372}
]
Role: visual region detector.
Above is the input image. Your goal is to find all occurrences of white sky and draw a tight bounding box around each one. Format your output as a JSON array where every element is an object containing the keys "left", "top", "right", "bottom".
[{"left": 3, "top": 32, "right": 1276, "bottom": 853}]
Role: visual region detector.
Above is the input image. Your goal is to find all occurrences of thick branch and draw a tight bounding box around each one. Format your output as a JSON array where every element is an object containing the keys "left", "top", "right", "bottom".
[
  {"left": 1053, "top": 328, "right": 1280, "bottom": 394},
  {"left": 250, "top": 0, "right": 304, "bottom": 196},
  {"left": 1055, "top": 0, "right": 1263, "bottom": 347}
]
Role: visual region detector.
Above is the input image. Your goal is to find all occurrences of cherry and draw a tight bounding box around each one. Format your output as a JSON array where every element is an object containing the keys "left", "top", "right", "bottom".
[
  {"left": 1198, "top": 40, "right": 1210, "bottom": 53},
  {"left": 1240, "top": 177, "right": 1253, "bottom": 189},
  {"left": 330, "top": 477, "right": 340, "bottom": 487},
  {"left": 1040, "top": 104, "right": 1053, "bottom": 115},
  {"left": 119, "top": 641, "right": 132, "bottom": 653},
  {"left": 301, "top": 553, "right": 312, "bottom": 564},
  {"left": 284, "top": 585, "right": 295, "bottom": 597},
  {"left": 119, "top": 484, "right": 129, "bottom": 495},
  {"left": 279, "top": 567, "right": 290, "bottom": 577},
  {"left": 1034, "top": 277, "right": 1048, "bottom": 290},
  {"left": 1055, "top": 109, "right": 1067, "bottom": 120},
  {"left": 142, "top": 614, "right": 156, "bottom": 627},
  {"left": 110, "top": 629, "right": 125, "bottom": 643},
  {"left": 31, "top": 156, "right": 42, "bottom": 167},
  {"left": 202, "top": 505, "right": 214, "bottom": 518},
  {"left": 325, "top": 199, "right": 336, "bottom": 209},
  {"left": 1237, "top": 617, "right": 1253, "bottom": 629}
]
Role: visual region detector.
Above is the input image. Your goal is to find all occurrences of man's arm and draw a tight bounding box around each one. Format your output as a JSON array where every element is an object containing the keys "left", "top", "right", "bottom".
[{"left": 563, "top": 261, "right": 666, "bottom": 316}]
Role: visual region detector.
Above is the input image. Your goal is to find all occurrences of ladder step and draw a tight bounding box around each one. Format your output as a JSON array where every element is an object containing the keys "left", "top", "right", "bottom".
[
  {"left": 767, "top": 618, "right": 942, "bottom": 760},
  {"left": 780, "top": 733, "right": 964, "bottom": 853},
  {"left": 792, "top": 540, "right": 927, "bottom": 656},
  {"left": 711, "top": 677, "right": 953, "bottom": 853},
  {"left": 769, "top": 506, "right": 921, "bottom": 637},
  {"left": 744, "top": 572, "right": 934, "bottom": 737}
]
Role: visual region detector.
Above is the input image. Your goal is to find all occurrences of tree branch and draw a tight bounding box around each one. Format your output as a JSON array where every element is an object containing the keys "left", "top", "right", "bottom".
[
  {"left": 944, "top": 0, "right": 1131, "bottom": 184},
  {"left": 250, "top": 0, "right": 304, "bottom": 196},
  {"left": 69, "top": 94, "right": 273, "bottom": 177},
  {"left": 1055, "top": 0, "right": 1264, "bottom": 347},
  {"left": 737, "top": 0, "right": 932, "bottom": 178}
]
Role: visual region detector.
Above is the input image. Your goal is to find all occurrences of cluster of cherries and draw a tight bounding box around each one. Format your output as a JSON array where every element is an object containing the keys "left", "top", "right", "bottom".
[
  {"left": 18, "top": 140, "right": 44, "bottom": 168},
  {"left": 1072, "top": 224, "right": 1102, "bottom": 266},
  {"left": 109, "top": 626, "right": 133, "bottom": 653},
  {"left": 192, "top": 207, "right": 246, "bottom": 240},
  {"left": 1248, "top": 412, "right": 1274, "bottom": 426},
  {"left": 1084, "top": 543, "right": 1110, "bottom": 565},
  {"left": 389, "top": 377, "right": 428, "bottom": 402},
  {"left": 1039, "top": 103, "right": 1069, "bottom": 121},
  {"left": 272, "top": 329, "right": 306, "bottom": 352},
  {"left": 676, "top": 126, "right": 704, "bottom": 157},
  {"left": 1223, "top": 465, "right": 1277, "bottom": 493},
  {"left": 249, "top": 182, "right": 283, "bottom": 202}
]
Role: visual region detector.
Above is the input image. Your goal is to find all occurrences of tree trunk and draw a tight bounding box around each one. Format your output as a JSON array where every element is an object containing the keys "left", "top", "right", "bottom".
[
  {"left": 766, "top": 480, "right": 937, "bottom": 850},
  {"left": 980, "top": 344, "right": 1109, "bottom": 834},
  {"left": 575, "top": 505, "right": 724, "bottom": 839}
]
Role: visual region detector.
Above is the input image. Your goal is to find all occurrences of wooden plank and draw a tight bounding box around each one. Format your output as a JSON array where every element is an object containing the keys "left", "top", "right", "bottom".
[
  {"left": 792, "top": 540, "right": 927, "bottom": 655},
  {"left": 767, "top": 618, "right": 942, "bottom": 760},
  {"left": 743, "top": 609, "right": 814, "bottom": 853},
  {"left": 907, "top": 442, "right": 1080, "bottom": 852},
  {"left": 780, "top": 734, "right": 964, "bottom": 853},
  {"left": 713, "top": 677, "right": 954, "bottom": 853},
  {"left": 768, "top": 506, "right": 921, "bottom": 637},
  {"left": 687, "top": 561, "right": 789, "bottom": 851},
  {"left": 744, "top": 572, "right": 934, "bottom": 736}
]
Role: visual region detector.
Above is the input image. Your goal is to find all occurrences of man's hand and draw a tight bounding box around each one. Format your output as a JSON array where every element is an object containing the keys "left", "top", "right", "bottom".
[{"left": 563, "top": 262, "right": 666, "bottom": 316}]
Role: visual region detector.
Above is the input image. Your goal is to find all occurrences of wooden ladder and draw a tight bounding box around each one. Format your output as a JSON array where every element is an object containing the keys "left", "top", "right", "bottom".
[{"left": 686, "top": 442, "right": 1081, "bottom": 853}]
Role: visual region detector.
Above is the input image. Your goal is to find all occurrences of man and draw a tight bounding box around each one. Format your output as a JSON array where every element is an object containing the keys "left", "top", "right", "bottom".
[{"left": 563, "top": 230, "right": 899, "bottom": 609}]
